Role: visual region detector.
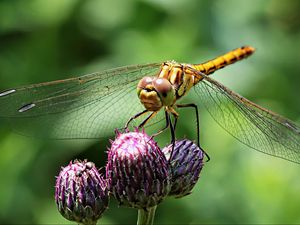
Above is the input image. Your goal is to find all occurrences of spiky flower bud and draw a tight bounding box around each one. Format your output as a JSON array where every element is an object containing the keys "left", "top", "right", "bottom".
[
  {"left": 106, "top": 129, "right": 170, "bottom": 209},
  {"left": 162, "top": 139, "right": 204, "bottom": 198},
  {"left": 55, "top": 160, "right": 109, "bottom": 225}
]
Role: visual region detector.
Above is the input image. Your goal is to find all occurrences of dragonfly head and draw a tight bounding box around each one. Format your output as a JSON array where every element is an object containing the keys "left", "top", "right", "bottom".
[{"left": 137, "top": 76, "right": 175, "bottom": 111}]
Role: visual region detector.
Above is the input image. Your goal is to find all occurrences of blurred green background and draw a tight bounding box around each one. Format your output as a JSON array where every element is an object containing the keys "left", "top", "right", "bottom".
[{"left": 0, "top": 0, "right": 300, "bottom": 224}]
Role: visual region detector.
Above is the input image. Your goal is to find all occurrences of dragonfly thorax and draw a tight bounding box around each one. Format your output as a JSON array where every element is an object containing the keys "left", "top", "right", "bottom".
[{"left": 137, "top": 76, "right": 176, "bottom": 111}]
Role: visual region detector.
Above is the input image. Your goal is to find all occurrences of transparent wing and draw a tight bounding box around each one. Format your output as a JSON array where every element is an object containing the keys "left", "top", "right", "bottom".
[
  {"left": 0, "top": 63, "right": 164, "bottom": 139},
  {"left": 193, "top": 72, "right": 300, "bottom": 163}
]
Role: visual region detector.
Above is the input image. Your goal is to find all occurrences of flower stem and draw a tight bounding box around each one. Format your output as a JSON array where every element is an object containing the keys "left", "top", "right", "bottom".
[
  {"left": 137, "top": 206, "right": 157, "bottom": 225},
  {"left": 80, "top": 220, "right": 97, "bottom": 225}
]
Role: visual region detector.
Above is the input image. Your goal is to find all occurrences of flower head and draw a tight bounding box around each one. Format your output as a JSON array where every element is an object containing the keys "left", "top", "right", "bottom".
[
  {"left": 162, "top": 139, "right": 204, "bottom": 198},
  {"left": 106, "top": 129, "right": 170, "bottom": 209},
  {"left": 55, "top": 160, "right": 109, "bottom": 224}
]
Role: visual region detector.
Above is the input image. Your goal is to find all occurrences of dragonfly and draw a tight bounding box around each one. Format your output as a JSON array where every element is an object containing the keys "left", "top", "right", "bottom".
[{"left": 0, "top": 46, "right": 299, "bottom": 163}]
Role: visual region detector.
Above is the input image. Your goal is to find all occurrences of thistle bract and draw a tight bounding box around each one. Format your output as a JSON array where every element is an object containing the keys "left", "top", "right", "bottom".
[
  {"left": 106, "top": 129, "right": 170, "bottom": 209},
  {"left": 55, "top": 160, "right": 109, "bottom": 225},
  {"left": 162, "top": 139, "right": 204, "bottom": 198}
]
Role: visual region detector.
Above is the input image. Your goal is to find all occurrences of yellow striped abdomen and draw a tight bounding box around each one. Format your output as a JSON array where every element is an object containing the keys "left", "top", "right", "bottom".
[{"left": 193, "top": 46, "right": 255, "bottom": 76}]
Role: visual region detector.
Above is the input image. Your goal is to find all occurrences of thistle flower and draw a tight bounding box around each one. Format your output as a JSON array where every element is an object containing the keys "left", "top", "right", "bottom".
[
  {"left": 162, "top": 139, "right": 204, "bottom": 198},
  {"left": 55, "top": 160, "right": 109, "bottom": 225},
  {"left": 106, "top": 129, "right": 170, "bottom": 209}
]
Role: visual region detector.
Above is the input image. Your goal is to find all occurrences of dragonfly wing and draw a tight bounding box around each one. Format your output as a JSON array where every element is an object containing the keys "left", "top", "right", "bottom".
[
  {"left": 194, "top": 73, "right": 300, "bottom": 163},
  {"left": 0, "top": 63, "right": 162, "bottom": 139}
]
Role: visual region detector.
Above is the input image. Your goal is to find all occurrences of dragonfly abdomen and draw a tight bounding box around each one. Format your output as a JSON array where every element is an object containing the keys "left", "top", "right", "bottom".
[{"left": 194, "top": 46, "right": 255, "bottom": 76}]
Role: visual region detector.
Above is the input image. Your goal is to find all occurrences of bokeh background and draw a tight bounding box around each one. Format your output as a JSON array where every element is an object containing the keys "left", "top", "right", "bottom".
[{"left": 0, "top": 0, "right": 300, "bottom": 224}]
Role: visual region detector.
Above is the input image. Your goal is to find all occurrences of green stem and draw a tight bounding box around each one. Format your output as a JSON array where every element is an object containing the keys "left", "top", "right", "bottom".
[
  {"left": 137, "top": 206, "right": 157, "bottom": 225},
  {"left": 80, "top": 220, "right": 97, "bottom": 225}
]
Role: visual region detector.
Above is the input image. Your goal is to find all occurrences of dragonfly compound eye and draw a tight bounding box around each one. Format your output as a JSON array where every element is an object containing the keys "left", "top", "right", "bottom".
[
  {"left": 137, "top": 76, "right": 163, "bottom": 111},
  {"left": 153, "top": 78, "right": 176, "bottom": 106},
  {"left": 137, "top": 76, "right": 155, "bottom": 95},
  {"left": 137, "top": 76, "right": 153, "bottom": 90}
]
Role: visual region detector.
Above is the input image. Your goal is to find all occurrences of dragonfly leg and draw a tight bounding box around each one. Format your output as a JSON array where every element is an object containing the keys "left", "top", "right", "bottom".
[
  {"left": 176, "top": 103, "right": 210, "bottom": 162},
  {"left": 158, "top": 106, "right": 179, "bottom": 160},
  {"left": 176, "top": 103, "right": 200, "bottom": 146},
  {"left": 124, "top": 109, "right": 149, "bottom": 130},
  {"left": 138, "top": 111, "right": 157, "bottom": 129},
  {"left": 151, "top": 110, "right": 170, "bottom": 138}
]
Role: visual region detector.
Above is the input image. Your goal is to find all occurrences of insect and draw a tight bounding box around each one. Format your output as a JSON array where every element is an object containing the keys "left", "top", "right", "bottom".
[{"left": 0, "top": 46, "right": 299, "bottom": 163}]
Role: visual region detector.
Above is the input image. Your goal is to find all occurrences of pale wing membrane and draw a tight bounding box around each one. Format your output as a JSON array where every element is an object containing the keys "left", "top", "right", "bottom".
[
  {"left": 194, "top": 75, "right": 300, "bottom": 163},
  {"left": 0, "top": 63, "right": 164, "bottom": 139}
]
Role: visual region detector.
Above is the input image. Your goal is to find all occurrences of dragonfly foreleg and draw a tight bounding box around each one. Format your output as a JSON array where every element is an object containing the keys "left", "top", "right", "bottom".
[
  {"left": 124, "top": 109, "right": 148, "bottom": 130},
  {"left": 137, "top": 111, "right": 157, "bottom": 129},
  {"left": 151, "top": 111, "right": 170, "bottom": 137}
]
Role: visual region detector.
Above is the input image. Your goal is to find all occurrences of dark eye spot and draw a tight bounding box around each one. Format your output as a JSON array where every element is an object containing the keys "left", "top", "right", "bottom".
[{"left": 162, "top": 92, "right": 167, "bottom": 97}]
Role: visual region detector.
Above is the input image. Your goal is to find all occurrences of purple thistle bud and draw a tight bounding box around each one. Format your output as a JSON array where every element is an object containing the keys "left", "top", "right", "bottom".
[
  {"left": 106, "top": 129, "right": 170, "bottom": 209},
  {"left": 162, "top": 139, "right": 204, "bottom": 198},
  {"left": 55, "top": 160, "right": 109, "bottom": 225}
]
